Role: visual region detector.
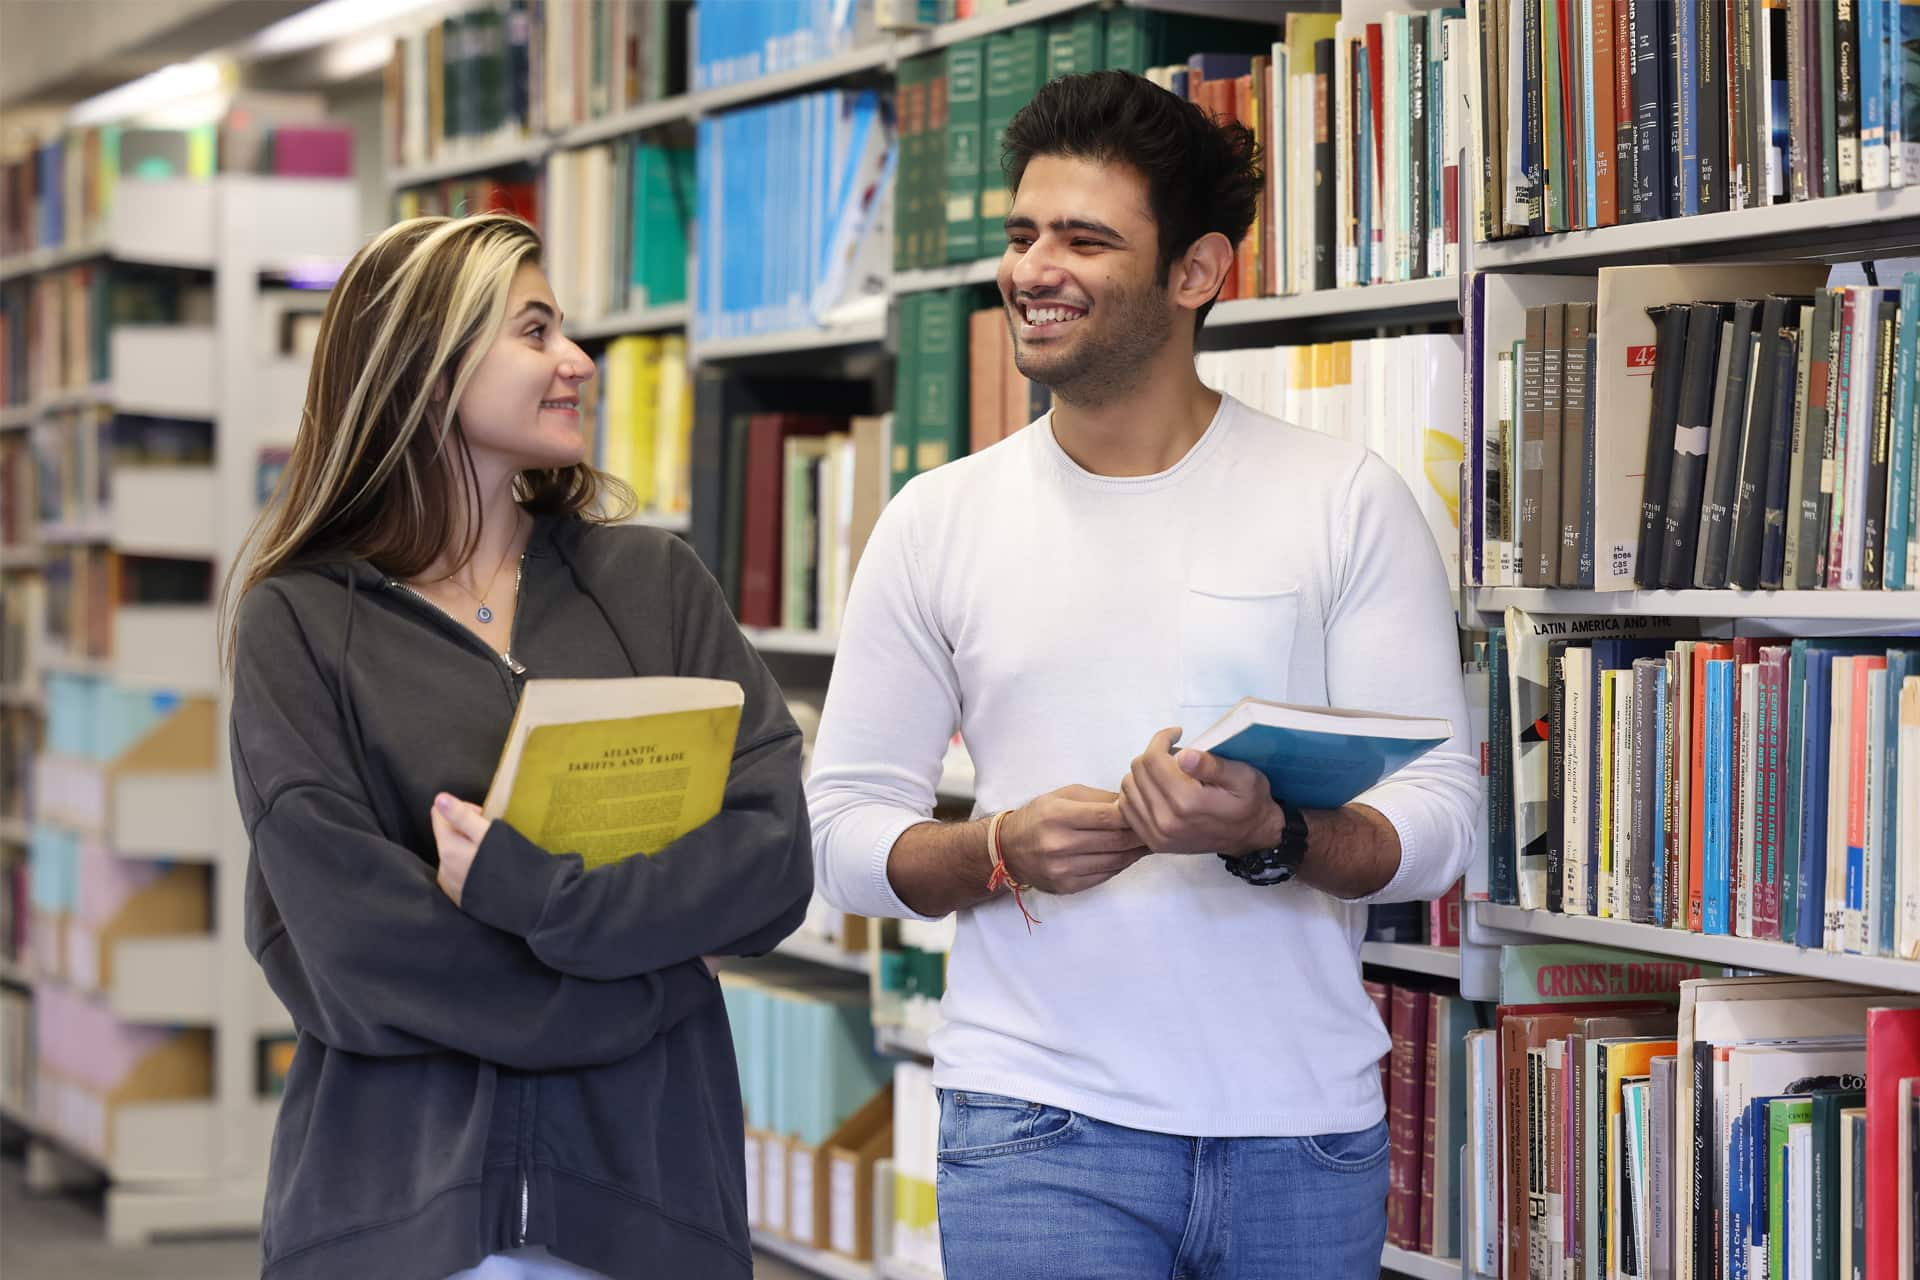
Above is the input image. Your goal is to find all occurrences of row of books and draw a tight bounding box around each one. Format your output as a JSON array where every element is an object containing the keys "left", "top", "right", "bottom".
[
  {"left": 693, "top": 88, "right": 891, "bottom": 341},
  {"left": 891, "top": 7, "right": 1274, "bottom": 272},
  {"left": 893, "top": 286, "right": 1045, "bottom": 494},
  {"left": 720, "top": 968, "right": 892, "bottom": 1149},
  {"left": 0, "top": 713, "right": 30, "bottom": 826},
  {"left": 0, "top": 578, "right": 38, "bottom": 688},
  {"left": 389, "top": 173, "right": 540, "bottom": 229},
  {"left": 1469, "top": 968, "right": 1920, "bottom": 1280},
  {"left": 25, "top": 825, "right": 210, "bottom": 1001},
  {"left": 1368, "top": 883, "right": 1469, "bottom": 947},
  {"left": 39, "top": 550, "right": 209, "bottom": 665},
  {"left": 542, "top": 137, "right": 692, "bottom": 323},
  {"left": 384, "top": 0, "right": 690, "bottom": 175},
  {"left": 1468, "top": 0, "right": 1920, "bottom": 243},
  {"left": 1, "top": 106, "right": 352, "bottom": 261},
  {"left": 696, "top": 0, "right": 870, "bottom": 93},
  {"left": 31, "top": 984, "right": 212, "bottom": 1168},
  {"left": 0, "top": 984, "right": 27, "bottom": 1119},
  {"left": 1228, "top": 8, "right": 1472, "bottom": 295},
  {"left": 1368, "top": 981, "right": 1490, "bottom": 1258},
  {"left": 1486, "top": 612, "right": 1920, "bottom": 960},
  {"left": 1, "top": 266, "right": 212, "bottom": 412},
  {"left": 1196, "top": 333, "right": 1467, "bottom": 583},
  {"left": 578, "top": 332, "right": 694, "bottom": 517},
  {"left": 1480, "top": 272, "right": 1920, "bottom": 593}
]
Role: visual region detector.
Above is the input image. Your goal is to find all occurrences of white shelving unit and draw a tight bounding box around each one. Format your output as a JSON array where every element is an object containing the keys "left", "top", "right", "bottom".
[
  {"left": 9, "top": 176, "right": 359, "bottom": 1245},
  {"left": 773, "top": 932, "right": 873, "bottom": 975},
  {"left": 569, "top": 303, "right": 691, "bottom": 342},
  {"left": 695, "top": 317, "right": 890, "bottom": 364},
  {"left": 1472, "top": 586, "right": 1920, "bottom": 627},
  {"left": 1359, "top": 942, "right": 1462, "bottom": 981},
  {"left": 753, "top": 1229, "right": 878, "bottom": 1280}
]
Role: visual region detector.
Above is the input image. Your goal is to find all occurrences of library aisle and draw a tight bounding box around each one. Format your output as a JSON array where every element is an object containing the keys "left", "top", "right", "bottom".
[{"left": 6, "top": 0, "right": 1920, "bottom": 1278}]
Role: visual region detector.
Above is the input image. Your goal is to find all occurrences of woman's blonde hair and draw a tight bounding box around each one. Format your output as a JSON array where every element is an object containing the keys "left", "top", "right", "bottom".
[{"left": 220, "top": 212, "right": 630, "bottom": 667}]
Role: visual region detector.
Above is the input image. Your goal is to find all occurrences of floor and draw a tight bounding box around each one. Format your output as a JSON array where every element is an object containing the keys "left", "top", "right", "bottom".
[{"left": 0, "top": 1154, "right": 816, "bottom": 1280}]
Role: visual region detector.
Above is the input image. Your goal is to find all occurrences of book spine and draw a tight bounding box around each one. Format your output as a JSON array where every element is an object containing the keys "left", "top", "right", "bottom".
[
  {"left": 1638, "top": 305, "right": 1689, "bottom": 585},
  {"left": 1661, "top": 304, "right": 1725, "bottom": 587},
  {"left": 1699, "top": 301, "right": 1760, "bottom": 589},
  {"left": 1560, "top": 303, "right": 1592, "bottom": 585},
  {"left": 1389, "top": 986, "right": 1429, "bottom": 1250},
  {"left": 1838, "top": 0, "right": 1862, "bottom": 191},
  {"left": 1860, "top": 297, "right": 1897, "bottom": 589},
  {"left": 1315, "top": 39, "right": 1338, "bottom": 291},
  {"left": 1549, "top": 644, "right": 1569, "bottom": 914},
  {"left": 1421, "top": 994, "right": 1440, "bottom": 1254},
  {"left": 1631, "top": 659, "right": 1660, "bottom": 923},
  {"left": 1759, "top": 321, "right": 1806, "bottom": 589}
]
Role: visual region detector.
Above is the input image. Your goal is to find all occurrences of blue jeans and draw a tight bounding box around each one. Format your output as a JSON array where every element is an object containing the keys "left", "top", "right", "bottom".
[{"left": 936, "top": 1089, "right": 1390, "bottom": 1280}]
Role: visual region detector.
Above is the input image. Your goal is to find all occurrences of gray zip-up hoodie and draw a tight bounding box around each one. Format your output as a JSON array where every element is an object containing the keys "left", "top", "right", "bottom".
[{"left": 229, "top": 515, "right": 812, "bottom": 1280}]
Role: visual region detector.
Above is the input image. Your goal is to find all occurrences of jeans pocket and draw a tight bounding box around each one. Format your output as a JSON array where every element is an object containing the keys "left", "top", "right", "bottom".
[
  {"left": 1300, "top": 1120, "right": 1390, "bottom": 1174},
  {"left": 938, "top": 1090, "right": 1079, "bottom": 1161}
]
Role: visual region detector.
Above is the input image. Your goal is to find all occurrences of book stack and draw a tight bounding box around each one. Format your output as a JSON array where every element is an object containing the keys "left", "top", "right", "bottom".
[
  {"left": 1363, "top": 981, "right": 1489, "bottom": 1260},
  {"left": 693, "top": 89, "right": 893, "bottom": 342},
  {"left": 1465, "top": 264, "right": 1920, "bottom": 593},
  {"left": 542, "top": 137, "right": 691, "bottom": 323},
  {"left": 1468, "top": 0, "right": 1920, "bottom": 240},
  {"left": 1461, "top": 968, "right": 1920, "bottom": 1280},
  {"left": 578, "top": 332, "right": 693, "bottom": 519},
  {"left": 1485, "top": 607, "right": 1920, "bottom": 963},
  {"left": 1197, "top": 333, "right": 1467, "bottom": 583}
]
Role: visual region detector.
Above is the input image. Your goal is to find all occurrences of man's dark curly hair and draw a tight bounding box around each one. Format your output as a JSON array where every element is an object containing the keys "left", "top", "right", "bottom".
[{"left": 1001, "top": 69, "right": 1263, "bottom": 332}]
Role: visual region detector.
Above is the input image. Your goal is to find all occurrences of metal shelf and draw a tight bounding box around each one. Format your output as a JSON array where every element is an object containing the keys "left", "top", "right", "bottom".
[
  {"left": 741, "top": 626, "right": 841, "bottom": 656},
  {"left": 752, "top": 1229, "right": 877, "bottom": 1280},
  {"left": 1475, "top": 903, "right": 1920, "bottom": 993},
  {"left": 874, "top": 1022, "right": 936, "bottom": 1060},
  {"left": 1473, "top": 186, "right": 1920, "bottom": 271},
  {"left": 694, "top": 41, "right": 895, "bottom": 118},
  {"left": 1472, "top": 586, "right": 1920, "bottom": 626},
  {"left": 696, "top": 318, "right": 888, "bottom": 363},
  {"left": 774, "top": 933, "right": 874, "bottom": 975},
  {"left": 891, "top": 257, "right": 1002, "bottom": 295},
  {"left": 1359, "top": 942, "right": 1463, "bottom": 981},
  {"left": 1210, "top": 276, "right": 1461, "bottom": 329},
  {"left": 387, "top": 133, "right": 550, "bottom": 191},
  {"left": 568, "top": 303, "right": 690, "bottom": 342},
  {"left": 0, "top": 817, "right": 28, "bottom": 844},
  {"left": 1382, "top": 1245, "right": 1464, "bottom": 1280}
]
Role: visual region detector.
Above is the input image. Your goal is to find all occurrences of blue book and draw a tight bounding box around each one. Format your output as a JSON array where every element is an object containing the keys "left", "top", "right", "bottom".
[
  {"left": 1185, "top": 699, "right": 1452, "bottom": 812},
  {"left": 1653, "top": 666, "right": 1669, "bottom": 924},
  {"left": 1886, "top": 272, "right": 1919, "bottom": 589},
  {"left": 1864, "top": 0, "right": 1889, "bottom": 186},
  {"left": 1677, "top": 0, "right": 1701, "bottom": 216},
  {"left": 1794, "top": 646, "right": 1838, "bottom": 948},
  {"left": 1359, "top": 51, "right": 1375, "bottom": 284},
  {"left": 1704, "top": 658, "right": 1734, "bottom": 934}
]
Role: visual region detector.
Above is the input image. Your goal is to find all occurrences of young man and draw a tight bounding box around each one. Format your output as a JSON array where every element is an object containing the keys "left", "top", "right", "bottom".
[{"left": 808, "top": 72, "right": 1479, "bottom": 1278}]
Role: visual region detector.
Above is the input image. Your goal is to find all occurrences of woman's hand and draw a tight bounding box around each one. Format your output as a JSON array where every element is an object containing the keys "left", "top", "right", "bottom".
[{"left": 430, "top": 793, "right": 493, "bottom": 907}]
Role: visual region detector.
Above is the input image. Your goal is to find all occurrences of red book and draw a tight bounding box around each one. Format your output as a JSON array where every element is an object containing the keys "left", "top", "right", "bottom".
[
  {"left": 1428, "top": 881, "right": 1463, "bottom": 947},
  {"left": 1366, "top": 979, "right": 1392, "bottom": 1099},
  {"left": 1420, "top": 991, "right": 1443, "bottom": 1255},
  {"left": 1388, "top": 985, "right": 1430, "bottom": 1250},
  {"left": 1867, "top": 1008, "right": 1920, "bottom": 1280},
  {"left": 738, "top": 414, "right": 837, "bottom": 628}
]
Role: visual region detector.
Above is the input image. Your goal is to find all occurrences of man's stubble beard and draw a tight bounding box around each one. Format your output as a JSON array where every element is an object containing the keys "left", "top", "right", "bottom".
[{"left": 1009, "top": 273, "right": 1174, "bottom": 410}]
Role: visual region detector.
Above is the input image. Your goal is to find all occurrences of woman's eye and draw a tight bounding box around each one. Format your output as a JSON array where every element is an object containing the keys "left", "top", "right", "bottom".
[{"left": 527, "top": 325, "right": 546, "bottom": 339}]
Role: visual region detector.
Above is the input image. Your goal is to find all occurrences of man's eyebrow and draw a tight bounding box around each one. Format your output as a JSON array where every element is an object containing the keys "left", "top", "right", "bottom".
[{"left": 1003, "top": 215, "right": 1127, "bottom": 241}]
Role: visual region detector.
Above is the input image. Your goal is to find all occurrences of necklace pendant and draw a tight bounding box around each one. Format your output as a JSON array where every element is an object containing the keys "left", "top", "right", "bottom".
[{"left": 476, "top": 604, "right": 494, "bottom": 624}]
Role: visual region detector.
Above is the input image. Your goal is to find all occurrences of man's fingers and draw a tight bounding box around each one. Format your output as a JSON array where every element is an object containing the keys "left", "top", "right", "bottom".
[{"left": 1055, "top": 785, "right": 1121, "bottom": 804}]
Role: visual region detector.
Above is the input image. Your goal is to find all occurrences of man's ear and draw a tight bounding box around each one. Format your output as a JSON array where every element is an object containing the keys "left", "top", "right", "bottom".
[{"left": 1171, "top": 232, "right": 1236, "bottom": 314}]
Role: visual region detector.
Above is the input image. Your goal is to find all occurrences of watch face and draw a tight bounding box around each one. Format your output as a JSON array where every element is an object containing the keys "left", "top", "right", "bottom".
[{"left": 1246, "top": 859, "right": 1295, "bottom": 886}]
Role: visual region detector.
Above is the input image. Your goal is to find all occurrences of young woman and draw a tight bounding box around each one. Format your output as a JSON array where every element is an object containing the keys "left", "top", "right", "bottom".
[{"left": 224, "top": 213, "right": 812, "bottom": 1280}]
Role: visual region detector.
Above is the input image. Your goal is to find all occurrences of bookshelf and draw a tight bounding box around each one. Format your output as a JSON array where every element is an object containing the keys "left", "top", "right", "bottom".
[
  {"left": 569, "top": 302, "right": 691, "bottom": 342},
  {"left": 774, "top": 932, "right": 875, "bottom": 976},
  {"left": 695, "top": 318, "right": 891, "bottom": 364},
  {"left": 753, "top": 1229, "right": 879, "bottom": 1280},
  {"left": 1470, "top": 587, "right": 1920, "bottom": 627},
  {"left": 2, "top": 176, "right": 358, "bottom": 1244},
  {"left": 1359, "top": 941, "right": 1463, "bottom": 982}
]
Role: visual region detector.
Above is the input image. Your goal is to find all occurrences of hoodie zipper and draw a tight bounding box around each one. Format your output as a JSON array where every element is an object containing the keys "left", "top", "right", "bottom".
[{"left": 383, "top": 559, "right": 529, "bottom": 692}]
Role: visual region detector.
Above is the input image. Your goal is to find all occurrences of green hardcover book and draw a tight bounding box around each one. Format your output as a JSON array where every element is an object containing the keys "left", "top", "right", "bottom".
[
  {"left": 979, "top": 25, "right": 1046, "bottom": 251},
  {"left": 1818, "top": 0, "right": 1840, "bottom": 197},
  {"left": 1542, "top": 0, "right": 1570, "bottom": 232},
  {"left": 1811, "top": 1089, "right": 1866, "bottom": 1280},
  {"left": 1046, "top": 9, "right": 1106, "bottom": 80},
  {"left": 1103, "top": 8, "right": 1149, "bottom": 74},
  {"left": 632, "top": 143, "right": 692, "bottom": 307},
  {"left": 1770, "top": 1097, "right": 1813, "bottom": 1280},
  {"left": 926, "top": 53, "right": 950, "bottom": 267},
  {"left": 894, "top": 55, "right": 926, "bottom": 273},
  {"left": 914, "top": 288, "right": 969, "bottom": 475},
  {"left": 945, "top": 40, "right": 987, "bottom": 263},
  {"left": 892, "top": 292, "right": 922, "bottom": 495},
  {"left": 782, "top": 436, "right": 829, "bottom": 631}
]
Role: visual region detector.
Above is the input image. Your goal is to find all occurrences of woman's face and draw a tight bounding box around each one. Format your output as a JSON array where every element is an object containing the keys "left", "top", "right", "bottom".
[{"left": 453, "top": 262, "right": 594, "bottom": 474}]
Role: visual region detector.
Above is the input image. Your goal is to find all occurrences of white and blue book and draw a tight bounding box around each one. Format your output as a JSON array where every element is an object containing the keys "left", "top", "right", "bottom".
[{"left": 1183, "top": 698, "right": 1451, "bottom": 811}]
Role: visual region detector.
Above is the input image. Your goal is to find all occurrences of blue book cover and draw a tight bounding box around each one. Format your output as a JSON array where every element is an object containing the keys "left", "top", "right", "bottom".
[
  {"left": 1865, "top": 0, "right": 1889, "bottom": 184},
  {"left": 1728, "top": 1106, "right": 1748, "bottom": 1280},
  {"left": 1703, "top": 658, "right": 1733, "bottom": 935},
  {"left": 1677, "top": 0, "right": 1701, "bottom": 216},
  {"left": 1794, "top": 646, "right": 1839, "bottom": 948},
  {"left": 1186, "top": 700, "right": 1451, "bottom": 812},
  {"left": 1886, "top": 272, "right": 1919, "bottom": 589},
  {"left": 1782, "top": 642, "right": 1809, "bottom": 942},
  {"left": 1879, "top": 648, "right": 1911, "bottom": 954},
  {"left": 1359, "top": 51, "right": 1375, "bottom": 284}
]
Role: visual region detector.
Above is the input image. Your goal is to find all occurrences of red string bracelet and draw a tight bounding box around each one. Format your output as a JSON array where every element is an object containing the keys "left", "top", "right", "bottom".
[{"left": 985, "top": 810, "right": 1041, "bottom": 932}]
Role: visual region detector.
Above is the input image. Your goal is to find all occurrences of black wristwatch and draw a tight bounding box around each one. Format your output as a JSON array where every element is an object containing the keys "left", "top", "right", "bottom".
[{"left": 1219, "top": 801, "right": 1309, "bottom": 886}]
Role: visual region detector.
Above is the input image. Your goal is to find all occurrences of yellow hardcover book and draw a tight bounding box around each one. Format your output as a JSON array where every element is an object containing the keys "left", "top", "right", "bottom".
[
  {"left": 599, "top": 338, "right": 635, "bottom": 484},
  {"left": 482, "top": 676, "right": 744, "bottom": 869},
  {"left": 1602, "top": 1038, "right": 1675, "bottom": 1279},
  {"left": 628, "top": 335, "right": 662, "bottom": 511},
  {"left": 654, "top": 335, "right": 692, "bottom": 513}
]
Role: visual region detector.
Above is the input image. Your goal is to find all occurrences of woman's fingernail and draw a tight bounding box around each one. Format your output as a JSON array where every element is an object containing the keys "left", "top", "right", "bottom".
[{"left": 434, "top": 794, "right": 452, "bottom": 812}]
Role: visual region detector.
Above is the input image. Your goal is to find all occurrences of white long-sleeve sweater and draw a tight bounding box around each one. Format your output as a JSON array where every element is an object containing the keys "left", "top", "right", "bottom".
[{"left": 806, "top": 394, "right": 1481, "bottom": 1137}]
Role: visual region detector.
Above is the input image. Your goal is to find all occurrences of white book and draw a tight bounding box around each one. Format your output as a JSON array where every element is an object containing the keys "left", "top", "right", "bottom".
[
  {"left": 1900, "top": 676, "right": 1920, "bottom": 960},
  {"left": 1827, "top": 658, "right": 1855, "bottom": 952},
  {"left": 1864, "top": 666, "right": 1887, "bottom": 955},
  {"left": 1492, "top": 346, "right": 1516, "bottom": 585},
  {"left": 1504, "top": 0, "right": 1528, "bottom": 227},
  {"left": 1737, "top": 663, "right": 1759, "bottom": 938},
  {"left": 1788, "top": 1122, "right": 1814, "bottom": 1280},
  {"left": 1468, "top": 1028, "right": 1500, "bottom": 1275},
  {"left": 1840, "top": 289, "right": 1879, "bottom": 589},
  {"left": 1564, "top": 646, "right": 1593, "bottom": 915},
  {"left": 1335, "top": 19, "right": 1357, "bottom": 288},
  {"left": 1544, "top": 1037, "right": 1566, "bottom": 1278}
]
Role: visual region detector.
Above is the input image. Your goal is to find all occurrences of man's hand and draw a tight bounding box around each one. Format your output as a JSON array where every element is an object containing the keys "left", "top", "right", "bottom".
[
  {"left": 430, "top": 793, "right": 493, "bottom": 907},
  {"left": 998, "top": 785, "right": 1152, "bottom": 895},
  {"left": 1117, "top": 727, "right": 1284, "bottom": 856}
]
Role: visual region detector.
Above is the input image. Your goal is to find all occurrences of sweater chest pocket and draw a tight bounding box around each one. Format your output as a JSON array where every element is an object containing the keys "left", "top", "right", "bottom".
[{"left": 1178, "top": 582, "right": 1300, "bottom": 720}]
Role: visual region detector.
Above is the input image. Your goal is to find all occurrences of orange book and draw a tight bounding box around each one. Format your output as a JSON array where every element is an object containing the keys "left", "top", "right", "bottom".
[
  {"left": 1844, "top": 656, "right": 1886, "bottom": 952},
  {"left": 967, "top": 308, "right": 1003, "bottom": 455},
  {"left": 995, "top": 317, "right": 1028, "bottom": 439},
  {"left": 1237, "top": 70, "right": 1260, "bottom": 299}
]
